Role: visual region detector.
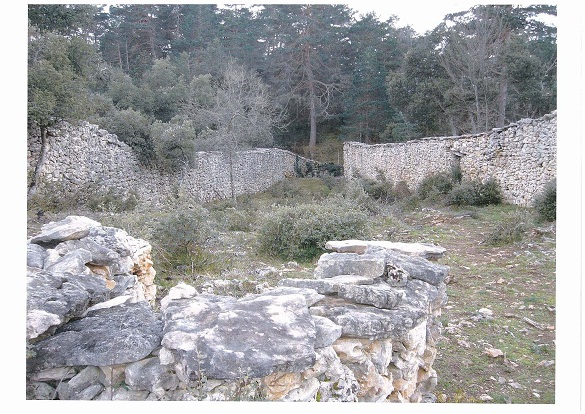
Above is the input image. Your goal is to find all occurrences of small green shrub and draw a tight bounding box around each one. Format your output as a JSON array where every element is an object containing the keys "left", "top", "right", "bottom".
[
  {"left": 446, "top": 178, "right": 502, "bottom": 207},
  {"left": 533, "top": 180, "right": 556, "bottom": 222},
  {"left": 258, "top": 200, "right": 370, "bottom": 261},
  {"left": 417, "top": 172, "right": 454, "bottom": 201},
  {"left": 151, "top": 207, "right": 214, "bottom": 271},
  {"left": 361, "top": 177, "right": 395, "bottom": 204},
  {"left": 482, "top": 210, "right": 529, "bottom": 245},
  {"left": 393, "top": 181, "right": 412, "bottom": 201},
  {"left": 87, "top": 188, "right": 139, "bottom": 212}
]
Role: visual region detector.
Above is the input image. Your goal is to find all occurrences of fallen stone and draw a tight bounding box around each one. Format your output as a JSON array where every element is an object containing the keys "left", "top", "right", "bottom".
[
  {"left": 27, "top": 243, "right": 47, "bottom": 268},
  {"left": 54, "top": 238, "right": 121, "bottom": 266},
  {"left": 325, "top": 240, "right": 446, "bottom": 260},
  {"left": 45, "top": 248, "right": 92, "bottom": 275},
  {"left": 26, "top": 266, "right": 111, "bottom": 340},
  {"left": 56, "top": 366, "right": 102, "bottom": 400},
  {"left": 383, "top": 250, "right": 449, "bottom": 286},
  {"left": 311, "top": 297, "right": 426, "bottom": 341},
  {"left": 125, "top": 357, "right": 179, "bottom": 396}
]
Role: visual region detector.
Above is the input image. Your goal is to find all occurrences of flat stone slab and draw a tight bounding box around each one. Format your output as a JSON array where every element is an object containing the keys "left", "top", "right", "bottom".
[
  {"left": 161, "top": 291, "right": 317, "bottom": 380},
  {"left": 338, "top": 282, "right": 405, "bottom": 309},
  {"left": 310, "top": 298, "right": 426, "bottom": 341},
  {"left": 278, "top": 275, "right": 374, "bottom": 295},
  {"left": 29, "top": 216, "right": 102, "bottom": 246},
  {"left": 383, "top": 250, "right": 449, "bottom": 286},
  {"left": 314, "top": 252, "right": 386, "bottom": 279},
  {"left": 325, "top": 240, "right": 446, "bottom": 260}
]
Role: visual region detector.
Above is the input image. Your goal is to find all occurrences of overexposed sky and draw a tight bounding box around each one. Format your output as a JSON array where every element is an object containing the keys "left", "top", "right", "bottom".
[{"left": 346, "top": 0, "right": 480, "bottom": 34}]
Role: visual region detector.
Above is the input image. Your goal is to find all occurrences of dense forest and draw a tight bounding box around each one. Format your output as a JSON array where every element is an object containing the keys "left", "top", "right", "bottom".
[{"left": 28, "top": 4, "right": 556, "bottom": 168}]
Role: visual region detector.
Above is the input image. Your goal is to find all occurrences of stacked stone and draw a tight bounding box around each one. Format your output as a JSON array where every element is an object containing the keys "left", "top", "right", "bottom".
[
  {"left": 279, "top": 240, "right": 448, "bottom": 402},
  {"left": 26, "top": 217, "right": 448, "bottom": 402}
]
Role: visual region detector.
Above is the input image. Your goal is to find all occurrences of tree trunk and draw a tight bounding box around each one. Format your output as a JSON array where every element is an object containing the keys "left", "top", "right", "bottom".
[
  {"left": 306, "top": 47, "right": 317, "bottom": 159},
  {"left": 497, "top": 77, "right": 508, "bottom": 127},
  {"left": 28, "top": 126, "right": 49, "bottom": 196}
]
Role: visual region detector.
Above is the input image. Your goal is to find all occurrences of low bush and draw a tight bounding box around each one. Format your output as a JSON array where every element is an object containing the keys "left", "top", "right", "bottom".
[
  {"left": 482, "top": 210, "right": 529, "bottom": 245},
  {"left": 257, "top": 199, "right": 370, "bottom": 261},
  {"left": 151, "top": 207, "right": 214, "bottom": 271},
  {"left": 446, "top": 178, "right": 502, "bottom": 207},
  {"left": 87, "top": 188, "right": 139, "bottom": 213},
  {"left": 417, "top": 172, "right": 454, "bottom": 201},
  {"left": 533, "top": 180, "right": 556, "bottom": 222}
]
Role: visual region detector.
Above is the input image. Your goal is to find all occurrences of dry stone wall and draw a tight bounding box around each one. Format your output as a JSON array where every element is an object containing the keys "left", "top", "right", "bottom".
[
  {"left": 344, "top": 112, "right": 557, "bottom": 206},
  {"left": 26, "top": 217, "right": 449, "bottom": 402},
  {"left": 27, "top": 122, "right": 306, "bottom": 206}
]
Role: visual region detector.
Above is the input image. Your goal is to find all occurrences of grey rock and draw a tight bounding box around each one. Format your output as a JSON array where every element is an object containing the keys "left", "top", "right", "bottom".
[
  {"left": 401, "top": 279, "right": 447, "bottom": 311},
  {"left": 125, "top": 357, "right": 179, "bottom": 395},
  {"left": 254, "top": 286, "right": 323, "bottom": 307},
  {"left": 30, "top": 366, "right": 77, "bottom": 382},
  {"left": 366, "top": 241, "right": 446, "bottom": 260},
  {"left": 279, "top": 275, "right": 374, "bottom": 295},
  {"left": 55, "top": 238, "right": 120, "bottom": 266},
  {"left": 338, "top": 282, "right": 405, "bottom": 309},
  {"left": 281, "top": 377, "right": 320, "bottom": 401},
  {"left": 45, "top": 248, "right": 92, "bottom": 275},
  {"left": 86, "top": 225, "right": 144, "bottom": 259},
  {"left": 325, "top": 240, "right": 446, "bottom": 260},
  {"left": 310, "top": 297, "right": 426, "bottom": 341},
  {"left": 27, "top": 382, "right": 56, "bottom": 400},
  {"left": 162, "top": 292, "right": 316, "bottom": 380},
  {"left": 384, "top": 250, "right": 449, "bottom": 286},
  {"left": 27, "top": 302, "right": 163, "bottom": 372},
  {"left": 56, "top": 366, "right": 102, "bottom": 400},
  {"left": 26, "top": 267, "right": 110, "bottom": 340},
  {"left": 27, "top": 243, "right": 47, "bottom": 268},
  {"left": 29, "top": 216, "right": 101, "bottom": 246},
  {"left": 312, "top": 316, "right": 342, "bottom": 348},
  {"left": 324, "top": 240, "right": 368, "bottom": 254},
  {"left": 314, "top": 252, "right": 386, "bottom": 279}
]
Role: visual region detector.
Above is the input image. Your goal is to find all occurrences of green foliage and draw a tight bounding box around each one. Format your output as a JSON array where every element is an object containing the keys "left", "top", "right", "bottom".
[
  {"left": 96, "top": 108, "right": 155, "bottom": 164},
  {"left": 150, "top": 117, "right": 197, "bottom": 170},
  {"left": 417, "top": 172, "right": 454, "bottom": 200},
  {"left": 151, "top": 208, "right": 216, "bottom": 273},
  {"left": 257, "top": 200, "right": 370, "bottom": 260},
  {"left": 360, "top": 171, "right": 395, "bottom": 204},
  {"left": 86, "top": 188, "right": 139, "bottom": 213},
  {"left": 482, "top": 210, "right": 529, "bottom": 245},
  {"left": 446, "top": 179, "right": 502, "bottom": 207},
  {"left": 533, "top": 180, "right": 556, "bottom": 223}
]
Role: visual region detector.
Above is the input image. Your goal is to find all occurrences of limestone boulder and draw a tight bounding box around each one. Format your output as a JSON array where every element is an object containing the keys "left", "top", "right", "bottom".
[
  {"left": 26, "top": 266, "right": 110, "bottom": 340},
  {"left": 161, "top": 289, "right": 317, "bottom": 380},
  {"left": 29, "top": 216, "right": 101, "bottom": 246},
  {"left": 314, "top": 252, "right": 386, "bottom": 279},
  {"left": 27, "top": 301, "right": 163, "bottom": 373},
  {"left": 279, "top": 274, "right": 373, "bottom": 295}
]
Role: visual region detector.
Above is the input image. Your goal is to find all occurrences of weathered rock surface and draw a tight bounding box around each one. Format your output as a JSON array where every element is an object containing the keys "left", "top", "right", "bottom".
[
  {"left": 161, "top": 291, "right": 317, "bottom": 380},
  {"left": 325, "top": 240, "right": 446, "bottom": 260},
  {"left": 279, "top": 274, "right": 373, "bottom": 294},
  {"left": 27, "top": 301, "right": 163, "bottom": 373},
  {"left": 29, "top": 216, "right": 101, "bottom": 246},
  {"left": 314, "top": 252, "right": 386, "bottom": 279}
]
